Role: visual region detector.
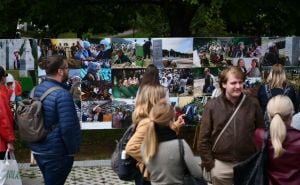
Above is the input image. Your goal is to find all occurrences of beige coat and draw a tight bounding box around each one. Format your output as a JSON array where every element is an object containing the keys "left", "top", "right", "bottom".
[{"left": 125, "top": 119, "right": 150, "bottom": 178}]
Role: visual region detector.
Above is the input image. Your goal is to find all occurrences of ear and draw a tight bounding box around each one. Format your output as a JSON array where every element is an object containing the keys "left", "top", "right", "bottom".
[
  {"left": 58, "top": 68, "right": 63, "bottom": 75},
  {"left": 222, "top": 82, "right": 226, "bottom": 89}
]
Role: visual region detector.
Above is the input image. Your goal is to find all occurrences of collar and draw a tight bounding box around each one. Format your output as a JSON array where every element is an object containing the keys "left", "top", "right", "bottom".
[{"left": 220, "top": 93, "right": 244, "bottom": 106}]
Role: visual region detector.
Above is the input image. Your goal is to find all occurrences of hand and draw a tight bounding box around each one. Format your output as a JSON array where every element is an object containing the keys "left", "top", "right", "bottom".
[
  {"left": 7, "top": 143, "right": 15, "bottom": 152},
  {"left": 201, "top": 160, "right": 215, "bottom": 172},
  {"left": 175, "top": 114, "right": 185, "bottom": 128}
]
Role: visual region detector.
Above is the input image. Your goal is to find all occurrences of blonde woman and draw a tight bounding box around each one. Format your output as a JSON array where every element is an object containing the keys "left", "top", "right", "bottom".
[
  {"left": 255, "top": 95, "right": 300, "bottom": 185},
  {"left": 257, "top": 64, "right": 298, "bottom": 116},
  {"left": 126, "top": 85, "right": 183, "bottom": 185},
  {"left": 142, "top": 102, "right": 202, "bottom": 185}
]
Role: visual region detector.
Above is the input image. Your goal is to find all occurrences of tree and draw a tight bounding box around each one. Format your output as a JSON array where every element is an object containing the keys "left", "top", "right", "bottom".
[
  {"left": 0, "top": 0, "right": 27, "bottom": 38},
  {"left": 191, "top": 0, "right": 227, "bottom": 36},
  {"left": 159, "top": 0, "right": 200, "bottom": 36},
  {"left": 1, "top": 0, "right": 300, "bottom": 38},
  {"left": 220, "top": 0, "right": 300, "bottom": 36}
]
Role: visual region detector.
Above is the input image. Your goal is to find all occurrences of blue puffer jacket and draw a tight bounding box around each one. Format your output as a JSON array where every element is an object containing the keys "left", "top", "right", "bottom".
[{"left": 29, "top": 78, "right": 81, "bottom": 156}]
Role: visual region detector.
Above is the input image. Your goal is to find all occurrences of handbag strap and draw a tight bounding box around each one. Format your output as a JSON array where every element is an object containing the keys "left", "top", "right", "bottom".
[
  {"left": 4, "top": 150, "right": 16, "bottom": 161},
  {"left": 179, "top": 139, "right": 184, "bottom": 161},
  {"left": 212, "top": 94, "right": 246, "bottom": 151},
  {"left": 261, "top": 125, "right": 270, "bottom": 150},
  {"left": 178, "top": 139, "right": 188, "bottom": 173}
]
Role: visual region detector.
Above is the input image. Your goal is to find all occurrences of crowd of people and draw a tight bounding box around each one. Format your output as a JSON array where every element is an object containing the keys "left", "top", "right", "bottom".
[
  {"left": 0, "top": 52, "right": 300, "bottom": 185},
  {"left": 124, "top": 63, "right": 300, "bottom": 185},
  {"left": 195, "top": 38, "right": 296, "bottom": 70},
  {"left": 81, "top": 101, "right": 112, "bottom": 122},
  {"left": 197, "top": 39, "right": 262, "bottom": 67}
]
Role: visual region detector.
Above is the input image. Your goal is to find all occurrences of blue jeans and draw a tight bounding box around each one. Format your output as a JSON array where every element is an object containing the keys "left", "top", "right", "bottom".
[{"left": 34, "top": 154, "right": 74, "bottom": 185}]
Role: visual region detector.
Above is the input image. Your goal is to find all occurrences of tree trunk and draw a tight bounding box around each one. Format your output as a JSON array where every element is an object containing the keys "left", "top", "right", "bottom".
[{"left": 161, "top": 0, "right": 199, "bottom": 37}]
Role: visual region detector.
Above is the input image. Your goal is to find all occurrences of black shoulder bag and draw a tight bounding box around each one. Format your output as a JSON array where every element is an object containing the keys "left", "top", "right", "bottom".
[{"left": 233, "top": 128, "right": 269, "bottom": 185}]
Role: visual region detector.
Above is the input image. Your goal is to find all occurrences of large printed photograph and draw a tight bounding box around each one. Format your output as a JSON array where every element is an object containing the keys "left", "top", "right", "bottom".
[
  {"left": 112, "top": 67, "right": 194, "bottom": 99},
  {"left": 111, "top": 38, "right": 153, "bottom": 68},
  {"left": 0, "top": 39, "right": 38, "bottom": 100},
  {"left": 193, "top": 37, "right": 262, "bottom": 68},
  {"left": 81, "top": 100, "right": 112, "bottom": 129},
  {"left": 11, "top": 37, "right": 299, "bottom": 130},
  {"left": 260, "top": 37, "right": 300, "bottom": 66},
  {"left": 152, "top": 38, "right": 194, "bottom": 68}
]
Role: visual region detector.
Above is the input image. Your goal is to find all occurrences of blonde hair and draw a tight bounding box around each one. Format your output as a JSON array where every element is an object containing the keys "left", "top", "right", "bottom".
[
  {"left": 143, "top": 103, "right": 174, "bottom": 163},
  {"left": 132, "top": 85, "right": 166, "bottom": 124},
  {"left": 266, "top": 64, "right": 286, "bottom": 89},
  {"left": 267, "top": 95, "right": 294, "bottom": 158}
]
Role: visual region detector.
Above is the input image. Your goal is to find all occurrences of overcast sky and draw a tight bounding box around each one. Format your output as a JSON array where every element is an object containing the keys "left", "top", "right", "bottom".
[{"left": 123, "top": 38, "right": 193, "bottom": 53}]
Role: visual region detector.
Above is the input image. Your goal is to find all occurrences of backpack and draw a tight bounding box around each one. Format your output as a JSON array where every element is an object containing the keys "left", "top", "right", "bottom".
[
  {"left": 111, "top": 124, "right": 139, "bottom": 181},
  {"left": 182, "top": 104, "right": 198, "bottom": 125},
  {"left": 264, "top": 84, "right": 291, "bottom": 99},
  {"left": 15, "top": 86, "right": 62, "bottom": 143},
  {"left": 263, "top": 84, "right": 291, "bottom": 122}
]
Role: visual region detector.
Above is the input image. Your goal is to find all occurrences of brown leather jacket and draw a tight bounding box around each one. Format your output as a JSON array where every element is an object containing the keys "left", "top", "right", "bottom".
[{"left": 197, "top": 94, "right": 264, "bottom": 170}]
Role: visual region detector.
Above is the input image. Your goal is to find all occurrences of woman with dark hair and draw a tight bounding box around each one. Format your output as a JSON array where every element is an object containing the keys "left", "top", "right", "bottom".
[
  {"left": 136, "top": 64, "right": 169, "bottom": 101},
  {"left": 139, "top": 64, "right": 160, "bottom": 89}
]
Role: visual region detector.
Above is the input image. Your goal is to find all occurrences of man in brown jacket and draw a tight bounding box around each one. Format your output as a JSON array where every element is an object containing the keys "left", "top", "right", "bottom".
[{"left": 198, "top": 66, "right": 264, "bottom": 185}]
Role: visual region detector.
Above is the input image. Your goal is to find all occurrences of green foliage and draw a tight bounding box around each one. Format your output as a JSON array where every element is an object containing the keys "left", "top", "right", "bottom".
[
  {"left": 135, "top": 5, "right": 170, "bottom": 37},
  {"left": 191, "top": 0, "right": 228, "bottom": 36},
  {"left": 0, "top": 0, "right": 27, "bottom": 37},
  {"left": 1, "top": 0, "right": 300, "bottom": 38},
  {"left": 58, "top": 32, "right": 78, "bottom": 38}
]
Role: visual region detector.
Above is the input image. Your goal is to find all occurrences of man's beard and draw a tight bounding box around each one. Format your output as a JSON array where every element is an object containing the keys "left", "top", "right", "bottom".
[{"left": 62, "top": 72, "right": 69, "bottom": 83}]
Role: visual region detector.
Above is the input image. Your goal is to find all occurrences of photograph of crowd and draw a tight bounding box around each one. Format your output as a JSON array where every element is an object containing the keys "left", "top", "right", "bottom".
[
  {"left": 112, "top": 67, "right": 194, "bottom": 99},
  {"left": 81, "top": 100, "right": 112, "bottom": 123},
  {"left": 78, "top": 38, "right": 112, "bottom": 69},
  {"left": 39, "top": 38, "right": 113, "bottom": 69},
  {"left": 112, "top": 68, "right": 141, "bottom": 99},
  {"left": 159, "top": 68, "right": 194, "bottom": 97},
  {"left": 2, "top": 37, "right": 300, "bottom": 131},
  {"left": 38, "top": 39, "right": 81, "bottom": 68},
  {"left": 193, "top": 37, "right": 262, "bottom": 67},
  {"left": 111, "top": 99, "right": 135, "bottom": 129},
  {"left": 111, "top": 38, "right": 152, "bottom": 68},
  {"left": 80, "top": 65, "right": 112, "bottom": 101},
  {"left": 112, "top": 97, "right": 178, "bottom": 130}
]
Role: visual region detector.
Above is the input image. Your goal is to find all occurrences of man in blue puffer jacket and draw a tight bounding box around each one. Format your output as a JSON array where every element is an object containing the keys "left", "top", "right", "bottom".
[{"left": 30, "top": 55, "right": 81, "bottom": 185}]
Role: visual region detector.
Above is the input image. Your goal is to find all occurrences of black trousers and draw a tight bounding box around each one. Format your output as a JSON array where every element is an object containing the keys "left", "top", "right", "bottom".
[{"left": 135, "top": 169, "right": 151, "bottom": 185}]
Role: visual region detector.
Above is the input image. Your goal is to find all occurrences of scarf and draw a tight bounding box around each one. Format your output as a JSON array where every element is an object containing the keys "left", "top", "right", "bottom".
[{"left": 155, "top": 124, "right": 177, "bottom": 143}]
